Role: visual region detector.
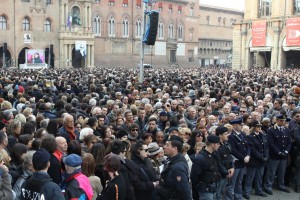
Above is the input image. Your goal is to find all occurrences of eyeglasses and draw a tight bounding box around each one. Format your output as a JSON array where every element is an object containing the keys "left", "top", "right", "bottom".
[
  {"left": 131, "top": 129, "right": 139, "bottom": 131},
  {"left": 196, "top": 134, "right": 203, "bottom": 137},
  {"left": 141, "top": 148, "right": 148, "bottom": 152}
]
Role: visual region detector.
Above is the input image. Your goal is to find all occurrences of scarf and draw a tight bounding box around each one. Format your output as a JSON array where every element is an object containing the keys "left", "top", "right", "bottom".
[{"left": 65, "top": 126, "right": 76, "bottom": 141}]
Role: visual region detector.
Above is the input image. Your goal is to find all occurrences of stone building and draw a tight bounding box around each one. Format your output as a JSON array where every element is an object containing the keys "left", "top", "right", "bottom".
[
  {"left": 198, "top": 4, "right": 244, "bottom": 67},
  {"left": 0, "top": 0, "right": 199, "bottom": 68},
  {"left": 92, "top": 0, "right": 200, "bottom": 67},
  {"left": 232, "top": 0, "right": 300, "bottom": 70}
]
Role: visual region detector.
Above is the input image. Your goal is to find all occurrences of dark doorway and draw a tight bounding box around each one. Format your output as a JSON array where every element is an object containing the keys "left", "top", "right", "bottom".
[
  {"left": 170, "top": 50, "right": 176, "bottom": 64},
  {"left": 18, "top": 47, "right": 30, "bottom": 67},
  {"left": 0, "top": 45, "right": 12, "bottom": 68},
  {"left": 285, "top": 50, "right": 300, "bottom": 68},
  {"left": 72, "top": 47, "right": 85, "bottom": 68},
  {"left": 45, "top": 47, "right": 55, "bottom": 68}
]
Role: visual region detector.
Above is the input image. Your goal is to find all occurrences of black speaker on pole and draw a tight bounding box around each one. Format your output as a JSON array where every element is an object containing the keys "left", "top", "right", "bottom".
[
  {"left": 3, "top": 43, "right": 7, "bottom": 53},
  {"left": 144, "top": 11, "right": 159, "bottom": 45}
]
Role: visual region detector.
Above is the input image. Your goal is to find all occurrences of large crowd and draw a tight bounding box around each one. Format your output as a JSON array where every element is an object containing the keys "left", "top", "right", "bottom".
[{"left": 0, "top": 67, "right": 299, "bottom": 200}]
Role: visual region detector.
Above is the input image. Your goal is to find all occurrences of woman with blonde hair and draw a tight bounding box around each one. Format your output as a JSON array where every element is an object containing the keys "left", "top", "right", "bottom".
[{"left": 178, "top": 127, "right": 192, "bottom": 142}]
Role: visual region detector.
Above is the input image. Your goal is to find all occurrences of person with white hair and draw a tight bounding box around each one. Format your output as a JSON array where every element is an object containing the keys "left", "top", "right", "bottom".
[
  {"left": 58, "top": 114, "right": 79, "bottom": 143},
  {"left": 79, "top": 127, "right": 94, "bottom": 141}
]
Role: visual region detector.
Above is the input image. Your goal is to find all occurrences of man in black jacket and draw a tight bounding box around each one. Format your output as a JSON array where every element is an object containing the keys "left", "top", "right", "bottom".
[
  {"left": 215, "top": 126, "right": 234, "bottom": 200},
  {"left": 20, "top": 148, "right": 64, "bottom": 200},
  {"left": 158, "top": 135, "right": 192, "bottom": 200}
]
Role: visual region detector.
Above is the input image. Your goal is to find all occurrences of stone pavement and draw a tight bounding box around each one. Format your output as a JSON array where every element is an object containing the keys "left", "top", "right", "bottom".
[{"left": 247, "top": 187, "right": 300, "bottom": 200}]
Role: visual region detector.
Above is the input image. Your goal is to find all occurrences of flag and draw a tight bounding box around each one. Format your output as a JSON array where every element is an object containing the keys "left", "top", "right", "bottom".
[{"left": 67, "top": 16, "right": 72, "bottom": 28}]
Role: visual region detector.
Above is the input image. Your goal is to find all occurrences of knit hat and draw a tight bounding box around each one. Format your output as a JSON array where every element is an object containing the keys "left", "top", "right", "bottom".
[
  {"left": 32, "top": 148, "right": 51, "bottom": 164},
  {"left": 207, "top": 135, "right": 220, "bottom": 143}
]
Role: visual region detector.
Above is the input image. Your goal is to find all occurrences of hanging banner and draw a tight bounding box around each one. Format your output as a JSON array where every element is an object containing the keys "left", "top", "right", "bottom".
[
  {"left": 286, "top": 18, "right": 300, "bottom": 46},
  {"left": 252, "top": 21, "right": 266, "bottom": 47}
]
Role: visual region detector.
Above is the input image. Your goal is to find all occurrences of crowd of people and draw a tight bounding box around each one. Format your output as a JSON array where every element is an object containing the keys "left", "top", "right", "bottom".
[{"left": 0, "top": 67, "right": 298, "bottom": 200}]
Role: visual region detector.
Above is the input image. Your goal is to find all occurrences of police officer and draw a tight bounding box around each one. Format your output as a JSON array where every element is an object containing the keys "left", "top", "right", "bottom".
[
  {"left": 215, "top": 126, "right": 235, "bottom": 200},
  {"left": 264, "top": 114, "right": 292, "bottom": 194},
  {"left": 225, "top": 118, "right": 250, "bottom": 200},
  {"left": 244, "top": 121, "right": 268, "bottom": 199},
  {"left": 157, "top": 135, "right": 192, "bottom": 200},
  {"left": 291, "top": 111, "right": 300, "bottom": 192},
  {"left": 191, "top": 135, "right": 222, "bottom": 200}
]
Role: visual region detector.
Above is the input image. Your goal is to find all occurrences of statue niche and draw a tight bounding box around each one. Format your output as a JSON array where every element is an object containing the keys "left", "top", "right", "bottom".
[{"left": 72, "top": 6, "right": 81, "bottom": 26}]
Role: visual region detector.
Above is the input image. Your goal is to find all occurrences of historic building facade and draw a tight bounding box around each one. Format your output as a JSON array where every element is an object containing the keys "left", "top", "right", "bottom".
[
  {"left": 198, "top": 4, "right": 244, "bottom": 67},
  {"left": 232, "top": 0, "right": 300, "bottom": 70},
  {"left": 92, "top": 0, "right": 199, "bottom": 67},
  {"left": 0, "top": 0, "right": 199, "bottom": 68}
]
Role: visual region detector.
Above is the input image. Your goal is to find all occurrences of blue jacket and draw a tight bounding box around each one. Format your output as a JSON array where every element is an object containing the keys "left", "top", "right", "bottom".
[
  {"left": 158, "top": 153, "right": 192, "bottom": 200},
  {"left": 20, "top": 172, "right": 64, "bottom": 200}
]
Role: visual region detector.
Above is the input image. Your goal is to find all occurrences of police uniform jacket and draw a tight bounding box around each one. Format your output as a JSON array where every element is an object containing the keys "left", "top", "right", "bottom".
[
  {"left": 228, "top": 131, "right": 250, "bottom": 168},
  {"left": 267, "top": 125, "right": 292, "bottom": 160},
  {"left": 215, "top": 142, "right": 234, "bottom": 177},
  {"left": 158, "top": 153, "right": 192, "bottom": 200},
  {"left": 247, "top": 132, "right": 268, "bottom": 167},
  {"left": 191, "top": 148, "right": 220, "bottom": 186}
]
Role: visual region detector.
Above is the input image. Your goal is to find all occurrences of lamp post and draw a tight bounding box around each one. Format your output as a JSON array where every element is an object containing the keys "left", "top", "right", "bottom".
[{"left": 139, "top": 1, "right": 147, "bottom": 83}]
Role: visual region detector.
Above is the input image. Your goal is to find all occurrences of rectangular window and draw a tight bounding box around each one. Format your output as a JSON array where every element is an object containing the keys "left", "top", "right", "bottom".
[
  {"left": 295, "top": 0, "right": 300, "bottom": 13},
  {"left": 259, "top": 0, "right": 272, "bottom": 17}
]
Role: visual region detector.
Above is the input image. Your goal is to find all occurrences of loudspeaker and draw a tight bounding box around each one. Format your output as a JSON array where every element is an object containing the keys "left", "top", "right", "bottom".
[
  {"left": 144, "top": 11, "right": 159, "bottom": 45},
  {"left": 3, "top": 43, "right": 7, "bottom": 53},
  {"left": 50, "top": 44, "right": 54, "bottom": 54}
]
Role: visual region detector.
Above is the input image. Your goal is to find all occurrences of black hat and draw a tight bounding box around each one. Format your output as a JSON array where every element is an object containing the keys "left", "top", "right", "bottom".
[
  {"left": 159, "top": 111, "right": 168, "bottom": 116},
  {"left": 250, "top": 120, "right": 262, "bottom": 127},
  {"left": 32, "top": 148, "right": 51, "bottom": 165},
  {"left": 207, "top": 135, "right": 220, "bottom": 143},
  {"left": 229, "top": 118, "right": 243, "bottom": 125},
  {"left": 276, "top": 114, "right": 286, "bottom": 120},
  {"left": 215, "top": 126, "right": 228, "bottom": 136}
]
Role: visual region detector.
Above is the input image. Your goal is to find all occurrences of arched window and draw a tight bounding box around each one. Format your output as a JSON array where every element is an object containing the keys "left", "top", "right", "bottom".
[
  {"left": 108, "top": 16, "right": 115, "bottom": 37},
  {"left": 0, "top": 15, "right": 7, "bottom": 30},
  {"left": 44, "top": 19, "right": 51, "bottom": 32},
  {"left": 72, "top": 6, "right": 81, "bottom": 26},
  {"left": 123, "top": 18, "right": 129, "bottom": 37},
  {"left": 168, "top": 23, "right": 174, "bottom": 39},
  {"left": 94, "top": 16, "right": 101, "bottom": 36},
  {"left": 136, "top": 19, "right": 142, "bottom": 37},
  {"left": 22, "top": 17, "right": 30, "bottom": 31},
  {"left": 158, "top": 22, "right": 164, "bottom": 39},
  {"left": 178, "top": 24, "right": 183, "bottom": 40}
]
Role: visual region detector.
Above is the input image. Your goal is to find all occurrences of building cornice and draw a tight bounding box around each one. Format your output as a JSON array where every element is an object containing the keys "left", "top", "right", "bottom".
[
  {"left": 158, "top": 0, "right": 189, "bottom": 5},
  {"left": 200, "top": 4, "right": 244, "bottom": 15}
]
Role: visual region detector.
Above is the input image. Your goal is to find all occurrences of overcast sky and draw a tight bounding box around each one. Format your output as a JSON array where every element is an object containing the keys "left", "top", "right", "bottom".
[{"left": 200, "top": 0, "right": 245, "bottom": 11}]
